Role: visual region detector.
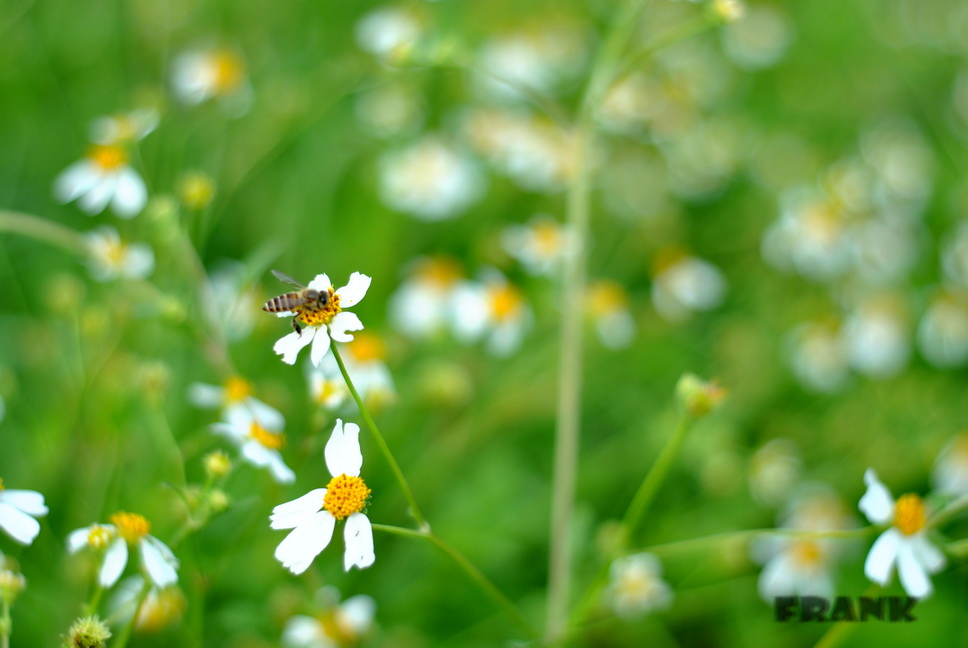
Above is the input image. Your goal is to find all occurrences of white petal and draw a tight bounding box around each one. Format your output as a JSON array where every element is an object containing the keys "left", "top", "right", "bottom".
[
  {"left": 275, "top": 512, "right": 336, "bottom": 575},
  {"left": 758, "top": 554, "right": 795, "bottom": 600},
  {"left": 67, "top": 526, "right": 93, "bottom": 553},
  {"left": 336, "top": 273, "right": 372, "bottom": 308},
  {"left": 310, "top": 328, "right": 333, "bottom": 366},
  {"left": 101, "top": 537, "right": 129, "bottom": 587},
  {"left": 78, "top": 174, "right": 118, "bottom": 215},
  {"left": 54, "top": 160, "right": 100, "bottom": 203},
  {"left": 341, "top": 595, "right": 377, "bottom": 634},
  {"left": 111, "top": 168, "right": 147, "bottom": 218},
  {"left": 0, "top": 501, "right": 41, "bottom": 545},
  {"left": 864, "top": 528, "right": 900, "bottom": 586},
  {"left": 325, "top": 420, "right": 363, "bottom": 477},
  {"left": 187, "top": 383, "right": 224, "bottom": 408},
  {"left": 859, "top": 468, "right": 895, "bottom": 524},
  {"left": 307, "top": 274, "right": 332, "bottom": 291},
  {"left": 896, "top": 539, "right": 932, "bottom": 598},
  {"left": 910, "top": 533, "right": 946, "bottom": 573},
  {"left": 267, "top": 455, "right": 297, "bottom": 484},
  {"left": 274, "top": 329, "right": 316, "bottom": 365},
  {"left": 246, "top": 397, "right": 285, "bottom": 430},
  {"left": 329, "top": 312, "right": 363, "bottom": 343},
  {"left": 141, "top": 536, "right": 179, "bottom": 586},
  {"left": 122, "top": 244, "right": 154, "bottom": 279},
  {"left": 343, "top": 513, "right": 375, "bottom": 571},
  {"left": 270, "top": 489, "right": 327, "bottom": 529},
  {"left": 282, "top": 615, "right": 326, "bottom": 646},
  {"left": 1, "top": 490, "right": 49, "bottom": 516}
]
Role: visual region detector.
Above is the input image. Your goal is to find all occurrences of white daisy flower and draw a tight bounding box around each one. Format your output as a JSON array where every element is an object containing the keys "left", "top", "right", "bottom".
[
  {"left": 282, "top": 587, "right": 376, "bottom": 648},
  {"left": 841, "top": 297, "right": 910, "bottom": 379},
  {"left": 748, "top": 439, "right": 801, "bottom": 507},
  {"left": 90, "top": 108, "right": 159, "bottom": 146},
  {"left": 587, "top": 280, "right": 636, "bottom": 350},
  {"left": 452, "top": 272, "right": 533, "bottom": 356},
  {"left": 270, "top": 419, "right": 375, "bottom": 574},
  {"left": 786, "top": 320, "right": 850, "bottom": 393},
  {"left": 54, "top": 144, "right": 147, "bottom": 218},
  {"left": 606, "top": 553, "right": 673, "bottom": 618},
  {"left": 932, "top": 433, "right": 968, "bottom": 497},
  {"left": 171, "top": 47, "right": 252, "bottom": 114},
  {"left": 501, "top": 215, "right": 576, "bottom": 277},
  {"left": 0, "top": 480, "right": 48, "bottom": 545},
  {"left": 651, "top": 251, "right": 726, "bottom": 323},
  {"left": 85, "top": 226, "right": 154, "bottom": 282},
  {"left": 307, "top": 359, "right": 349, "bottom": 411},
  {"left": 917, "top": 289, "right": 968, "bottom": 368},
  {"left": 312, "top": 332, "right": 395, "bottom": 410},
  {"left": 378, "top": 136, "right": 484, "bottom": 221},
  {"left": 355, "top": 6, "right": 422, "bottom": 62},
  {"left": 67, "top": 512, "right": 179, "bottom": 588},
  {"left": 188, "top": 376, "right": 283, "bottom": 424},
  {"left": 761, "top": 188, "right": 850, "bottom": 282},
  {"left": 475, "top": 23, "right": 586, "bottom": 100},
  {"left": 271, "top": 272, "right": 371, "bottom": 367},
  {"left": 211, "top": 406, "right": 295, "bottom": 484},
  {"left": 389, "top": 256, "right": 465, "bottom": 340},
  {"left": 858, "top": 468, "right": 945, "bottom": 598}
]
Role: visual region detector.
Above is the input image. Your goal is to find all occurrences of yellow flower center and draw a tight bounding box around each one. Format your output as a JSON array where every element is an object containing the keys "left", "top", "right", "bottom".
[
  {"left": 87, "top": 524, "right": 114, "bottom": 550},
  {"left": 211, "top": 51, "right": 245, "bottom": 93},
  {"left": 588, "top": 280, "right": 629, "bottom": 315},
  {"left": 323, "top": 474, "right": 371, "bottom": 521},
  {"left": 489, "top": 283, "right": 522, "bottom": 321},
  {"left": 297, "top": 290, "right": 341, "bottom": 327},
  {"left": 790, "top": 541, "right": 824, "bottom": 567},
  {"left": 249, "top": 423, "right": 285, "bottom": 450},
  {"left": 89, "top": 145, "right": 128, "bottom": 171},
  {"left": 136, "top": 586, "right": 186, "bottom": 632},
  {"left": 416, "top": 257, "right": 462, "bottom": 288},
  {"left": 894, "top": 494, "right": 926, "bottom": 536},
  {"left": 532, "top": 221, "right": 564, "bottom": 256},
  {"left": 318, "top": 608, "right": 358, "bottom": 644},
  {"left": 101, "top": 236, "right": 127, "bottom": 266},
  {"left": 316, "top": 379, "right": 342, "bottom": 404},
  {"left": 348, "top": 332, "right": 385, "bottom": 362},
  {"left": 224, "top": 376, "right": 252, "bottom": 404},
  {"left": 110, "top": 512, "right": 151, "bottom": 543}
]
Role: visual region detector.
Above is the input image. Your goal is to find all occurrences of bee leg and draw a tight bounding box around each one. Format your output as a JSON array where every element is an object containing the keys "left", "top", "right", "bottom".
[{"left": 291, "top": 317, "right": 302, "bottom": 335}]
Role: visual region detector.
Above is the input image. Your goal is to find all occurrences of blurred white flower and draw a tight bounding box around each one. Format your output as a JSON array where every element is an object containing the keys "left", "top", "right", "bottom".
[
  {"left": 587, "top": 280, "right": 636, "bottom": 350},
  {"left": 188, "top": 376, "right": 284, "bottom": 424},
  {"left": 859, "top": 468, "right": 945, "bottom": 598},
  {"left": 476, "top": 23, "right": 586, "bottom": 99},
  {"left": 762, "top": 188, "right": 850, "bottom": 282},
  {"left": 209, "top": 262, "right": 261, "bottom": 342},
  {"left": 786, "top": 320, "right": 849, "bottom": 393},
  {"left": 307, "top": 359, "right": 349, "bottom": 411},
  {"left": 108, "top": 576, "right": 185, "bottom": 632},
  {"left": 68, "top": 512, "right": 179, "bottom": 588},
  {"left": 85, "top": 226, "right": 154, "bottom": 282},
  {"left": 932, "top": 433, "right": 968, "bottom": 497},
  {"left": 917, "top": 289, "right": 968, "bottom": 368},
  {"left": 651, "top": 251, "right": 726, "bottom": 322},
  {"left": 848, "top": 217, "right": 920, "bottom": 285},
  {"left": 355, "top": 83, "right": 424, "bottom": 138},
  {"left": 378, "top": 136, "right": 484, "bottom": 220},
  {"left": 90, "top": 108, "right": 159, "bottom": 147},
  {"left": 271, "top": 420, "right": 375, "bottom": 574},
  {"left": 941, "top": 222, "right": 968, "bottom": 289},
  {"left": 860, "top": 119, "right": 933, "bottom": 208},
  {"left": 54, "top": 144, "right": 147, "bottom": 217},
  {"left": 272, "top": 272, "right": 372, "bottom": 366},
  {"left": 452, "top": 272, "right": 533, "bottom": 356},
  {"left": 0, "top": 481, "right": 48, "bottom": 545},
  {"left": 606, "top": 553, "right": 672, "bottom": 618},
  {"left": 598, "top": 73, "right": 660, "bottom": 135},
  {"left": 282, "top": 587, "right": 376, "bottom": 648},
  {"left": 721, "top": 5, "right": 793, "bottom": 70},
  {"left": 211, "top": 405, "right": 295, "bottom": 484},
  {"left": 389, "top": 256, "right": 465, "bottom": 339},
  {"left": 308, "top": 332, "right": 394, "bottom": 411},
  {"left": 355, "top": 6, "right": 421, "bottom": 61},
  {"left": 171, "top": 47, "right": 252, "bottom": 114},
  {"left": 501, "top": 215, "right": 575, "bottom": 277},
  {"left": 748, "top": 439, "right": 801, "bottom": 507},
  {"left": 841, "top": 297, "right": 910, "bottom": 378}
]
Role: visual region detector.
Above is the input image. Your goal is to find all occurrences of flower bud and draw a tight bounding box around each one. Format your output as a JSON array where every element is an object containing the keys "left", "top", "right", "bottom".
[
  {"left": 207, "top": 489, "right": 230, "bottom": 513},
  {"left": 204, "top": 450, "right": 232, "bottom": 480},
  {"left": 0, "top": 568, "right": 26, "bottom": 605},
  {"left": 177, "top": 171, "right": 216, "bottom": 210},
  {"left": 676, "top": 373, "right": 727, "bottom": 419},
  {"left": 63, "top": 615, "right": 111, "bottom": 648}
]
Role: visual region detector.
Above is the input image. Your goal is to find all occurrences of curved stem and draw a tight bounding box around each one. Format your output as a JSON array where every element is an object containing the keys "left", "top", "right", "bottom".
[
  {"left": 636, "top": 526, "right": 875, "bottom": 557},
  {"left": 0, "top": 600, "right": 9, "bottom": 648},
  {"left": 330, "top": 344, "right": 427, "bottom": 530},
  {"left": 622, "top": 414, "right": 691, "bottom": 538},
  {"left": 111, "top": 580, "right": 150, "bottom": 648},
  {"left": 0, "top": 209, "right": 89, "bottom": 255},
  {"left": 84, "top": 584, "right": 105, "bottom": 617},
  {"left": 928, "top": 492, "right": 968, "bottom": 529}
]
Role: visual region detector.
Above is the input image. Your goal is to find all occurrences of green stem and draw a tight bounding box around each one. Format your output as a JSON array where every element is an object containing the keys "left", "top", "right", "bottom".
[
  {"left": 0, "top": 209, "right": 89, "bottom": 255},
  {"left": 330, "top": 344, "right": 427, "bottom": 530},
  {"left": 111, "top": 580, "right": 150, "bottom": 648},
  {"left": 1, "top": 600, "right": 9, "bottom": 648},
  {"left": 623, "top": 414, "right": 691, "bottom": 537},
  {"left": 928, "top": 493, "right": 968, "bottom": 529},
  {"left": 612, "top": 16, "right": 716, "bottom": 88},
  {"left": 84, "top": 584, "right": 105, "bottom": 617},
  {"left": 546, "top": 3, "right": 650, "bottom": 644},
  {"left": 946, "top": 537, "right": 968, "bottom": 559},
  {"left": 371, "top": 524, "right": 537, "bottom": 638},
  {"left": 637, "top": 526, "right": 875, "bottom": 557}
]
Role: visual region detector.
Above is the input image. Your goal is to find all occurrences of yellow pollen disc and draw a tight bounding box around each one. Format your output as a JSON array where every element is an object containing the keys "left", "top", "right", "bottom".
[
  {"left": 416, "top": 257, "right": 462, "bottom": 287},
  {"left": 316, "top": 380, "right": 340, "bottom": 404},
  {"left": 110, "top": 511, "right": 151, "bottom": 543},
  {"left": 323, "top": 474, "right": 371, "bottom": 521},
  {"left": 224, "top": 376, "right": 252, "bottom": 403},
  {"left": 88, "top": 145, "right": 129, "bottom": 170},
  {"left": 318, "top": 609, "right": 357, "bottom": 644},
  {"left": 249, "top": 423, "right": 285, "bottom": 450},
  {"left": 533, "top": 222, "right": 563, "bottom": 256},
  {"left": 102, "top": 238, "right": 127, "bottom": 266},
  {"left": 211, "top": 51, "right": 245, "bottom": 92},
  {"left": 348, "top": 331, "right": 385, "bottom": 362},
  {"left": 87, "top": 524, "right": 114, "bottom": 550},
  {"left": 489, "top": 284, "right": 522, "bottom": 321},
  {"left": 894, "top": 494, "right": 927, "bottom": 536},
  {"left": 790, "top": 541, "right": 823, "bottom": 567},
  {"left": 298, "top": 290, "right": 340, "bottom": 327},
  {"left": 588, "top": 280, "right": 629, "bottom": 315}
]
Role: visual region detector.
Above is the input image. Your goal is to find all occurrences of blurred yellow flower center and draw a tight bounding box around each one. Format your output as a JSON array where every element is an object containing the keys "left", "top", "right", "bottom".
[
  {"left": 211, "top": 51, "right": 245, "bottom": 92},
  {"left": 894, "top": 494, "right": 926, "bottom": 536},
  {"left": 416, "top": 257, "right": 461, "bottom": 288},
  {"left": 111, "top": 512, "right": 151, "bottom": 543},
  {"left": 89, "top": 145, "right": 128, "bottom": 170},
  {"left": 616, "top": 572, "right": 661, "bottom": 601},
  {"left": 316, "top": 379, "right": 342, "bottom": 404},
  {"left": 87, "top": 524, "right": 114, "bottom": 550},
  {"left": 224, "top": 376, "right": 252, "bottom": 403},
  {"left": 588, "top": 280, "right": 628, "bottom": 315},
  {"left": 101, "top": 237, "right": 127, "bottom": 266},
  {"left": 533, "top": 222, "right": 564, "bottom": 256},
  {"left": 349, "top": 332, "right": 385, "bottom": 362},
  {"left": 178, "top": 172, "right": 216, "bottom": 210},
  {"left": 318, "top": 608, "right": 357, "bottom": 643},
  {"left": 136, "top": 586, "right": 186, "bottom": 632},
  {"left": 249, "top": 423, "right": 285, "bottom": 450},
  {"left": 323, "top": 474, "right": 371, "bottom": 520},
  {"left": 489, "top": 284, "right": 522, "bottom": 321},
  {"left": 790, "top": 541, "right": 823, "bottom": 567},
  {"left": 298, "top": 290, "right": 340, "bottom": 327}
]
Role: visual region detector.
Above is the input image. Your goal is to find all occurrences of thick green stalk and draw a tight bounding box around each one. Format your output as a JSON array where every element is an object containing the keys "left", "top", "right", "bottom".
[{"left": 0, "top": 210, "right": 88, "bottom": 255}]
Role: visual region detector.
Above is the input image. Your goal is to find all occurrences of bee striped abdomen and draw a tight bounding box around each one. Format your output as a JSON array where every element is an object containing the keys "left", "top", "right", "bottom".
[{"left": 263, "top": 293, "right": 306, "bottom": 313}]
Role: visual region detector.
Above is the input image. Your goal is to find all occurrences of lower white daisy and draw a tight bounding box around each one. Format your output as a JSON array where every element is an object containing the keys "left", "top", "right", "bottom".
[
  {"left": 282, "top": 587, "right": 376, "bottom": 648},
  {"left": 270, "top": 419, "right": 375, "bottom": 574},
  {"left": 859, "top": 468, "right": 945, "bottom": 598},
  {"left": 389, "top": 256, "right": 465, "bottom": 340},
  {"left": 67, "top": 512, "right": 179, "bottom": 588},
  {"left": 188, "top": 376, "right": 283, "bottom": 426},
  {"left": 211, "top": 406, "right": 295, "bottom": 484},
  {"left": 85, "top": 226, "right": 154, "bottom": 282},
  {"left": 587, "top": 280, "right": 636, "bottom": 350},
  {"left": 606, "top": 553, "right": 672, "bottom": 618},
  {"left": 0, "top": 480, "right": 48, "bottom": 545},
  {"left": 54, "top": 145, "right": 147, "bottom": 218},
  {"left": 651, "top": 251, "right": 726, "bottom": 323}
]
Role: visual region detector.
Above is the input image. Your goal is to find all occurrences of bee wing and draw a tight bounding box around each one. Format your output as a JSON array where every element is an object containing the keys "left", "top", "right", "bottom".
[{"left": 271, "top": 269, "right": 307, "bottom": 289}]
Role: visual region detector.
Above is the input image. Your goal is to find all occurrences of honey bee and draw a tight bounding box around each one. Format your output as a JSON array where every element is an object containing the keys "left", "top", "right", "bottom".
[{"left": 263, "top": 270, "right": 330, "bottom": 335}]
